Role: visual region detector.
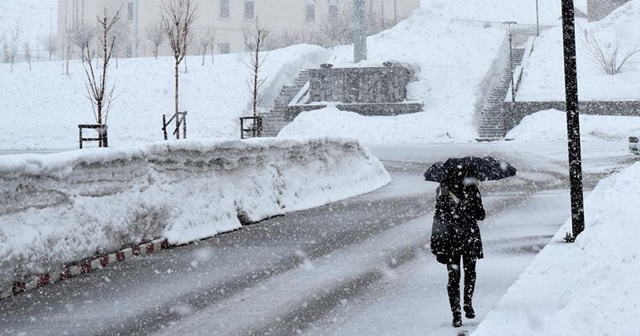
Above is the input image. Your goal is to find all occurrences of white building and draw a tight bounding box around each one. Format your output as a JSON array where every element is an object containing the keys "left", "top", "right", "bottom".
[{"left": 57, "top": 0, "right": 419, "bottom": 58}]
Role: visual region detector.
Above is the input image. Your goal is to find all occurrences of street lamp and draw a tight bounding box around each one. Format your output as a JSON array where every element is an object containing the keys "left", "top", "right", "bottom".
[
  {"left": 560, "top": 0, "right": 585, "bottom": 240},
  {"left": 503, "top": 21, "right": 517, "bottom": 102},
  {"left": 535, "top": 0, "right": 540, "bottom": 36},
  {"left": 353, "top": 0, "right": 367, "bottom": 62}
]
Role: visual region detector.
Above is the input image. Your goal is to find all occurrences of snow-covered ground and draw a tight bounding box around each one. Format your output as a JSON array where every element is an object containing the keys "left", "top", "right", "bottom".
[
  {"left": 2, "top": 0, "right": 640, "bottom": 334},
  {"left": 421, "top": 0, "right": 587, "bottom": 25},
  {"left": 517, "top": 4, "right": 640, "bottom": 101},
  {"left": 0, "top": 0, "right": 57, "bottom": 58}
]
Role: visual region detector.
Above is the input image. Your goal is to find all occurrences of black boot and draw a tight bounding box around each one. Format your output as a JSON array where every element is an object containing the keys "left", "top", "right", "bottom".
[
  {"left": 463, "top": 304, "right": 475, "bottom": 319},
  {"left": 452, "top": 312, "right": 462, "bottom": 328}
]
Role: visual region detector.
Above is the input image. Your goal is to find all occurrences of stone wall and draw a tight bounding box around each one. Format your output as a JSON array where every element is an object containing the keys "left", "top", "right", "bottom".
[
  {"left": 285, "top": 102, "right": 423, "bottom": 121},
  {"left": 308, "top": 65, "right": 412, "bottom": 104},
  {"left": 587, "top": 0, "right": 631, "bottom": 21}
]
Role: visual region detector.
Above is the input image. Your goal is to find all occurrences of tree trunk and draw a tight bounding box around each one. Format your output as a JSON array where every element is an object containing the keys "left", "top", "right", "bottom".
[
  {"left": 253, "top": 51, "right": 259, "bottom": 117},
  {"left": 174, "top": 60, "right": 180, "bottom": 139}
]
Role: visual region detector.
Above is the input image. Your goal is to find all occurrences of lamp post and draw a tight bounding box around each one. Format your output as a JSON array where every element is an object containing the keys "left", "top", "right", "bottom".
[
  {"left": 535, "top": 0, "right": 540, "bottom": 36},
  {"left": 560, "top": 0, "right": 585, "bottom": 240},
  {"left": 503, "top": 21, "right": 517, "bottom": 102},
  {"left": 353, "top": 0, "right": 367, "bottom": 62}
]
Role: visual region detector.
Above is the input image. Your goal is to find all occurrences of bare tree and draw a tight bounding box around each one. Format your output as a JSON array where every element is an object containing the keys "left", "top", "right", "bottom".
[
  {"left": 111, "top": 19, "right": 131, "bottom": 68},
  {"left": 83, "top": 6, "right": 122, "bottom": 130},
  {"left": 145, "top": 22, "right": 166, "bottom": 59},
  {"left": 582, "top": 29, "right": 640, "bottom": 75},
  {"left": 23, "top": 41, "right": 32, "bottom": 71},
  {"left": 196, "top": 29, "right": 214, "bottom": 65},
  {"left": 6, "top": 21, "right": 21, "bottom": 72},
  {"left": 69, "top": 22, "right": 95, "bottom": 62},
  {"left": 1, "top": 39, "right": 8, "bottom": 63},
  {"left": 62, "top": 33, "right": 74, "bottom": 75},
  {"left": 0, "top": 34, "right": 4, "bottom": 62},
  {"left": 244, "top": 18, "right": 270, "bottom": 117},
  {"left": 161, "top": 0, "right": 198, "bottom": 137},
  {"left": 40, "top": 33, "right": 58, "bottom": 60}
]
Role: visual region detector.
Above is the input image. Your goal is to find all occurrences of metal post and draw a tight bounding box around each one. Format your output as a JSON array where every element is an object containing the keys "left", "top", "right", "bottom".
[
  {"left": 536, "top": 0, "right": 540, "bottom": 36},
  {"left": 504, "top": 21, "right": 517, "bottom": 102},
  {"left": 560, "top": 0, "right": 585, "bottom": 240},
  {"left": 354, "top": 0, "right": 367, "bottom": 63}
]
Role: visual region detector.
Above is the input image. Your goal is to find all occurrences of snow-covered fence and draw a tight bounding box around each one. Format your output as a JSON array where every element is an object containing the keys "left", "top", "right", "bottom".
[{"left": 0, "top": 137, "right": 390, "bottom": 289}]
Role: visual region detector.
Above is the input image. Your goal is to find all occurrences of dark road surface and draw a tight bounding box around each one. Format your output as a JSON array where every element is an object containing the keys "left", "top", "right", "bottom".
[{"left": 0, "top": 143, "right": 634, "bottom": 335}]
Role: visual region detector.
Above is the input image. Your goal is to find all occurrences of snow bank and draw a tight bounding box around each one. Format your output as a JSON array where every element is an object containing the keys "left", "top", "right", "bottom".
[
  {"left": 473, "top": 160, "right": 640, "bottom": 335},
  {"left": 506, "top": 109, "right": 640, "bottom": 142},
  {"left": 0, "top": 137, "right": 390, "bottom": 288},
  {"left": 421, "top": 0, "right": 587, "bottom": 25}
]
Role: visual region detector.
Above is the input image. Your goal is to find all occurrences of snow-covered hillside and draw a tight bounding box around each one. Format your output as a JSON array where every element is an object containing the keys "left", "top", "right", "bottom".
[{"left": 0, "top": 0, "right": 57, "bottom": 48}]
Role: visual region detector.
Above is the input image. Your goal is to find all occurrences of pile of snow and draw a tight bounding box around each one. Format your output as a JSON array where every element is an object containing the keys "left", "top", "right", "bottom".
[
  {"left": 506, "top": 109, "right": 640, "bottom": 142},
  {"left": 474, "top": 160, "right": 640, "bottom": 335},
  {"left": 421, "top": 0, "right": 587, "bottom": 25},
  {"left": 517, "top": 0, "right": 640, "bottom": 101},
  {"left": 0, "top": 137, "right": 390, "bottom": 288}
]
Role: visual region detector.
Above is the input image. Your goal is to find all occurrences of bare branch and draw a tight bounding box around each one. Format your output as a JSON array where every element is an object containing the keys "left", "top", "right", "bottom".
[
  {"left": 196, "top": 28, "right": 214, "bottom": 65},
  {"left": 244, "top": 18, "right": 271, "bottom": 117},
  {"left": 161, "top": 0, "right": 198, "bottom": 135},
  {"left": 145, "top": 22, "right": 166, "bottom": 59},
  {"left": 69, "top": 21, "right": 95, "bottom": 62},
  {"left": 581, "top": 28, "right": 640, "bottom": 75},
  {"left": 83, "top": 5, "right": 122, "bottom": 128}
]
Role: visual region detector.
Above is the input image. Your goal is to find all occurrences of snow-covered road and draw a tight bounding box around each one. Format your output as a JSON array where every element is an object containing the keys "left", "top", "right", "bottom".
[{"left": 0, "top": 142, "right": 633, "bottom": 335}]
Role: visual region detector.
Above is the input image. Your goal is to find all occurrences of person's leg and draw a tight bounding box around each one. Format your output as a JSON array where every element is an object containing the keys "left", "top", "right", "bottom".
[
  {"left": 447, "top": 256, "right": 462, "bottom": 327},
  {"left": 463, "top": 257, "right": 477, "bottom": 318}
]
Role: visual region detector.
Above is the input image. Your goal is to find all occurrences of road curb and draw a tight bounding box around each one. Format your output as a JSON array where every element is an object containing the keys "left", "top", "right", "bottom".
[{"left": 0, "top": 238, "right": 173, "bottom": 301}]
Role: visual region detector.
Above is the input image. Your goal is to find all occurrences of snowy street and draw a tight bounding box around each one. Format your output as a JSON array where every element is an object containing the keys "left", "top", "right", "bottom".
[
  {"left": 4, "top": 0, "right": 640, "bottom": 334},
  {"left": 0, "top": 141, "right": 633, "bottom": 335}
]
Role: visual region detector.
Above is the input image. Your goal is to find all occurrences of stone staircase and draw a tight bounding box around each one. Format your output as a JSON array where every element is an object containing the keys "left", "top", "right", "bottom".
[
  {"left": 262, "top": 70, "right": 310, "bottom": 137},
  {"left": 478, "top": 48, "right": 526, "bottom": 139}
]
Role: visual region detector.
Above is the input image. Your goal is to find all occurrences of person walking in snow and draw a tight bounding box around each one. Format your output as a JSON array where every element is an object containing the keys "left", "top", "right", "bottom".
[{"left": 430, "top": 166, "right": 485, "bottom": 328}]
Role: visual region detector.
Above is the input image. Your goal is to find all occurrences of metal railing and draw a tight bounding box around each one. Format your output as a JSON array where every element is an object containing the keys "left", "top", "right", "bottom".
[{"left": 450, "top": 19, "right": 554, "bottom": 35}]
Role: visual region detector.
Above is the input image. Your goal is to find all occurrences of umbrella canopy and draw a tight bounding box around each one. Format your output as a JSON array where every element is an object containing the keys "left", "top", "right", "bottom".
[{"left": 424, "top": 156, "right": 516, "bottom": 182}]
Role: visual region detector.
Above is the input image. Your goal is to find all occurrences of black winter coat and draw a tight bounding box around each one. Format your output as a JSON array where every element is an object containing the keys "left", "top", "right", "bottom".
[{"left": 430, "top": 184, "right": 485, "bottom": 264}]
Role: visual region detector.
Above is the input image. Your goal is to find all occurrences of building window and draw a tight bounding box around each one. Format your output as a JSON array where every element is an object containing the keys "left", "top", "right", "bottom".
[
  {"left": 328, "top": 4, "right": 338, "bottom": 21},
  {"left": 218, "top": 42, "right": 230, "bottom": 54},
  {"left": 220, "top": 0, "right": 230, "bottom": 18},
  {"left": 244, "top": 0, "right": 255, "bottom": 20},
  {"left": 305, "top": 1, "right": 316, "bottom": 22},
  {"left": 127, "top": 2, "right": 134, "bottom": 21}
]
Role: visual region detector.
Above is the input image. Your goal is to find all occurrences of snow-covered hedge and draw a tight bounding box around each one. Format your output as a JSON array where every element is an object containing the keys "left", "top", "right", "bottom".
[{"left": 0, "top": 137, "right": 390, "bottom": 286}]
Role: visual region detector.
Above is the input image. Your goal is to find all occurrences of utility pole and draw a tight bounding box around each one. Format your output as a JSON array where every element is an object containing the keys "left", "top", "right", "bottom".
[
  {"left": 354, "top": 0, "right": 367, "bottom": 62},
  {"left": 560, "top": 0, "right": 585, "bottom": 240}
]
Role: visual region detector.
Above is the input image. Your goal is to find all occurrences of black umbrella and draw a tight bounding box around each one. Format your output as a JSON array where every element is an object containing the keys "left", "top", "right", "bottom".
[{"left": 424, "top": 156, "right": 516, "bottom": 182}]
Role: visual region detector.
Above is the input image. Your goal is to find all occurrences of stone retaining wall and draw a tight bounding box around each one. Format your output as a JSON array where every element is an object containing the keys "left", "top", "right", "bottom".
[{"left": 504, "top": 100, "right": 640, "bottom": 132}]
